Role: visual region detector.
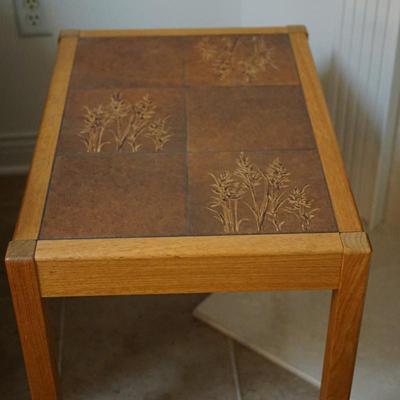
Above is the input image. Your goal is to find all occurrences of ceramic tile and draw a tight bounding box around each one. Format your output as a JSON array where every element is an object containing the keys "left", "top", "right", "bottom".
[
  {"left": 186, "top": 86, "right": 315, "bottom": 153},
  {"left": 0, "top": 298, "right": 62, "bottom": 400},
  {"left": 195, "top": 291, "right": 329, "bottom": 389},
  {"left": 185, "top": 34, "right": 299, "bottom": 86},
  {"left": 235, "top": 343, "right": 318, "bottom": 400},
  {"left": 195, "top": 227, "right": 400, "bottom": 400},
  {"left": 0, "top": 273, "right": 10, "bottom": 299},
  {"left": 40, "top": 152, "right": 187, "bottom": 239},
  {"left": 0, "top": 175, "right": 26, "bottom": 206},
  {"left": 61, "top": 294, "right": 237, "bottom": 400},
  {"left": 58, "top": 88, "right": 186, "bottom": 154},
  {"left": 0, "top": 204, "right": 23, "bottom": 299},
  {"left": 39, "top": 34, "right": 338, "bottom": 240},
  {"left": 188, "top": 150, "right": 337, "bottom": 235},
  {"left": 3, "top": 226, "right": 400, "bottom": 400},
  {"left": 45, "top": 298, "right": 64, "bottom": 365},
  {"left": 0, "top": 299, "right": 29, "bottom": 400},
  {"left": 70, "top": 37, "right": 184, "bottom": 89}
]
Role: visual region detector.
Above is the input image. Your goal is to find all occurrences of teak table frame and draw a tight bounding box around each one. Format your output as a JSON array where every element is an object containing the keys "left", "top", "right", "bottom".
[{"left": 5, "top": 26, "right": 371, "bottom": 400}]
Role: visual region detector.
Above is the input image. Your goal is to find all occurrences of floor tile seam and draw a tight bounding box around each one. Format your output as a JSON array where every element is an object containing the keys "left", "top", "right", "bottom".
[
  {"left": 228, "top": 338, "right": 243, "bottom": 400},
  {"left": 57, "top": 298, "right": 66, "bottom": 374}
]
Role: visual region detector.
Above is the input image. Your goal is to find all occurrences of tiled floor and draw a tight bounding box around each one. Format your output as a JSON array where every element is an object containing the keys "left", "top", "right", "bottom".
[
  {"left": 193, "top": 225, "right": 400, "bottom": 400},
  {"left": 0, "top": 174, "right": 318, "bottom": 399}
]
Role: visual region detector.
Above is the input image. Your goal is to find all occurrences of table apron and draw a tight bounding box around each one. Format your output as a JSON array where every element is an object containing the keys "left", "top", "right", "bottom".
[{"left": 35, "top": 255, "right": 341, "bottom": 297}]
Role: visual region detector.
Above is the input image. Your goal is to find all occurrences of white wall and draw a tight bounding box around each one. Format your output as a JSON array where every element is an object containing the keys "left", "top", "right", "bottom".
[
  {"left": 333, "top": 0, "right": 400, "bottom": 226},
  {"left": 0, "top": 0, "right": 55, "bottom": 135},
  {"left": 385, "top": 118, "right": 400, "bottom": 225}
]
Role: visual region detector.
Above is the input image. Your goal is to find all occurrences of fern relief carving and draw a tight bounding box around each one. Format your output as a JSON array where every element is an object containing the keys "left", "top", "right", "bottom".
[
  {"left": 208, "top": 153, "right": 319, "bottom": 233},
  {"left": 79, "top": 92, "right": 173, "bottom": 153},
  {"left": 197, "top": 36, "right": 278, "bottom": 82}
]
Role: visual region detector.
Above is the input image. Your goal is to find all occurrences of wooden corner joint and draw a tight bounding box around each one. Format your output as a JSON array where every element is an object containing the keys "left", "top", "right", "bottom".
[
  {"left": 340, "top": 232, "right": 372, "bottom": 257},
  {"left": 58, "top": 29, "right": 80, "bottom": 42},
  {"left": 5, "top": 240, "right": 36, "bottom": 264},
  {"left": 287, "top": 25, "right": 309, "bottom": 38}
]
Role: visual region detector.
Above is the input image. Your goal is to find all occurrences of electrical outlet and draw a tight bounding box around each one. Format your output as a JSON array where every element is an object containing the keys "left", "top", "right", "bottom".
[{"left": 14, "top": 0, "right": 53, "bottom": 36}]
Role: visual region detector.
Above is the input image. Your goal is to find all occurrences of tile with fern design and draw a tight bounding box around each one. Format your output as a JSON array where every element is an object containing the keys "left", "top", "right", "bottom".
[{"left": 38, "top": 30, "right": 339, "bottom": 239}]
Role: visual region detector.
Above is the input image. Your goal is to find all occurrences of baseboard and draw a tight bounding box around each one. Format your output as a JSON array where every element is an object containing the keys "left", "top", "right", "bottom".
[{"left": 0, "top": 131, "right": 36, "bottom": 175}]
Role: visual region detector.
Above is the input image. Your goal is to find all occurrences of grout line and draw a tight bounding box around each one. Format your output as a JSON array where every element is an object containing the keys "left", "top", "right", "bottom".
[
  {"left": 195, "top": 308, "right": 321, "bottom": 388},
  {"left": 50, "top": 147, "right": 318, "bottom": 159},
  {"left": 38, "top": 228, "right": 338, "bottom": 241},
  {"left": 228, "top": 338, "right": 243, "bottom": 400},
  {"left": 57, "top": 298, "right": 66, "bottom": 374}
]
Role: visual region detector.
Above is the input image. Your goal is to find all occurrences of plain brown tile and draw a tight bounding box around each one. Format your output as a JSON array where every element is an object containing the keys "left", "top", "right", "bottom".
[
  {"left": 61, "top": 295, "right": 237, "bottom": 400},
  {"left": 70, "top": 37, "right": 184, "bottom": 89},
  {"left": 185, "top": 34, "right": 299, "bottom": 87},
  {"left": 40, "top": 152, "right": 187, "bottom": 239},
  {"left": 186, "top": 86, "right": 315, "bottom": 153},
  {"left": 235, "top": 343, "right": 318, "bottom": 400},
  {"left": 188, "top": 150, "right": 337, "bottom": 235},
  {"left": 58, "top": 88, "right": 186, "bottom": 154}
]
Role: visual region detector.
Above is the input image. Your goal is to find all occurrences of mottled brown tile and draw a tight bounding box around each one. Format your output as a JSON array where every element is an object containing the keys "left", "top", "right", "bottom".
[
  {"left": 1, "top": 204, "right": 22, "bottom": 298},
  {"left": 0, "top": 175, "right": 27, "bottom": 299},
  {"left": 186, "top": 86, "right": 315, "bottom": 153},
  {"left": 70, "top": 37, "right": 184, "bottom": 89},
  {"left": 188, "top": 150, "right": 336, "bottom": 235},
  {"left": 0, "top": 299, "right": 29, "bottom": 400},
  {"left": 58, "top": 88, "right": 186, "bottom": 154},
  {"left": 61, "top": 295, "right": 236, "bottom": 400},
  {"left": 185, "top": 34, "right": 299, "bottom": 86},
  {"left": 40, "top": 153, "right": 187, "bottom": 239},
  {"left": 0, "top": 175, "right": 26, "bottom": 206},
  {"left": 0, "top": 273, "right": 10, "bottom": 299}
]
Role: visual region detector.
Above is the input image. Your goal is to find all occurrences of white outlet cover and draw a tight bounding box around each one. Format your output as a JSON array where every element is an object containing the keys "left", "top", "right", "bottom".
[{"left": 14, "top": 0, "right": 53, "bottom": 36}]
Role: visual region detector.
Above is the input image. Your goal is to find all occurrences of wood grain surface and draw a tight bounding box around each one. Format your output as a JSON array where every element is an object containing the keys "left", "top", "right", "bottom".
[
  {"left": 78, "top": 26, "right": 305, "bottom": 38},
  {"left": 5, "top": 241, "right": 59, "bottom": 400},
  {"left": 320, "top": 232, "right": 371, "bottom": 399},
  {"left": 35, "top": 233, "right": 343, "bottom": 297}
]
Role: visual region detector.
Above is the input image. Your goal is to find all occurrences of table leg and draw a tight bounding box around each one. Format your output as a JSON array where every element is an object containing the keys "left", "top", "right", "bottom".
[
  {"left": 5, "top": 240, "right": 60, "bottom": 400},
  {"left": 320, "top": 232, "right": 371, "bottom": 400}
]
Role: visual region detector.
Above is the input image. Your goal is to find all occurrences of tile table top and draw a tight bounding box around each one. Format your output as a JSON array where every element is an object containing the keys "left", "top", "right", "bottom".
[{"left": 39, "top": 31, "right": 337, "bottom": 240}]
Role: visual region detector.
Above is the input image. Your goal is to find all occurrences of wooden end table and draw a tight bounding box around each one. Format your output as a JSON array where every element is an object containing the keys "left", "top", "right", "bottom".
[{"left": 5, "top": 26, "right": 371, "bottom": 400}]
